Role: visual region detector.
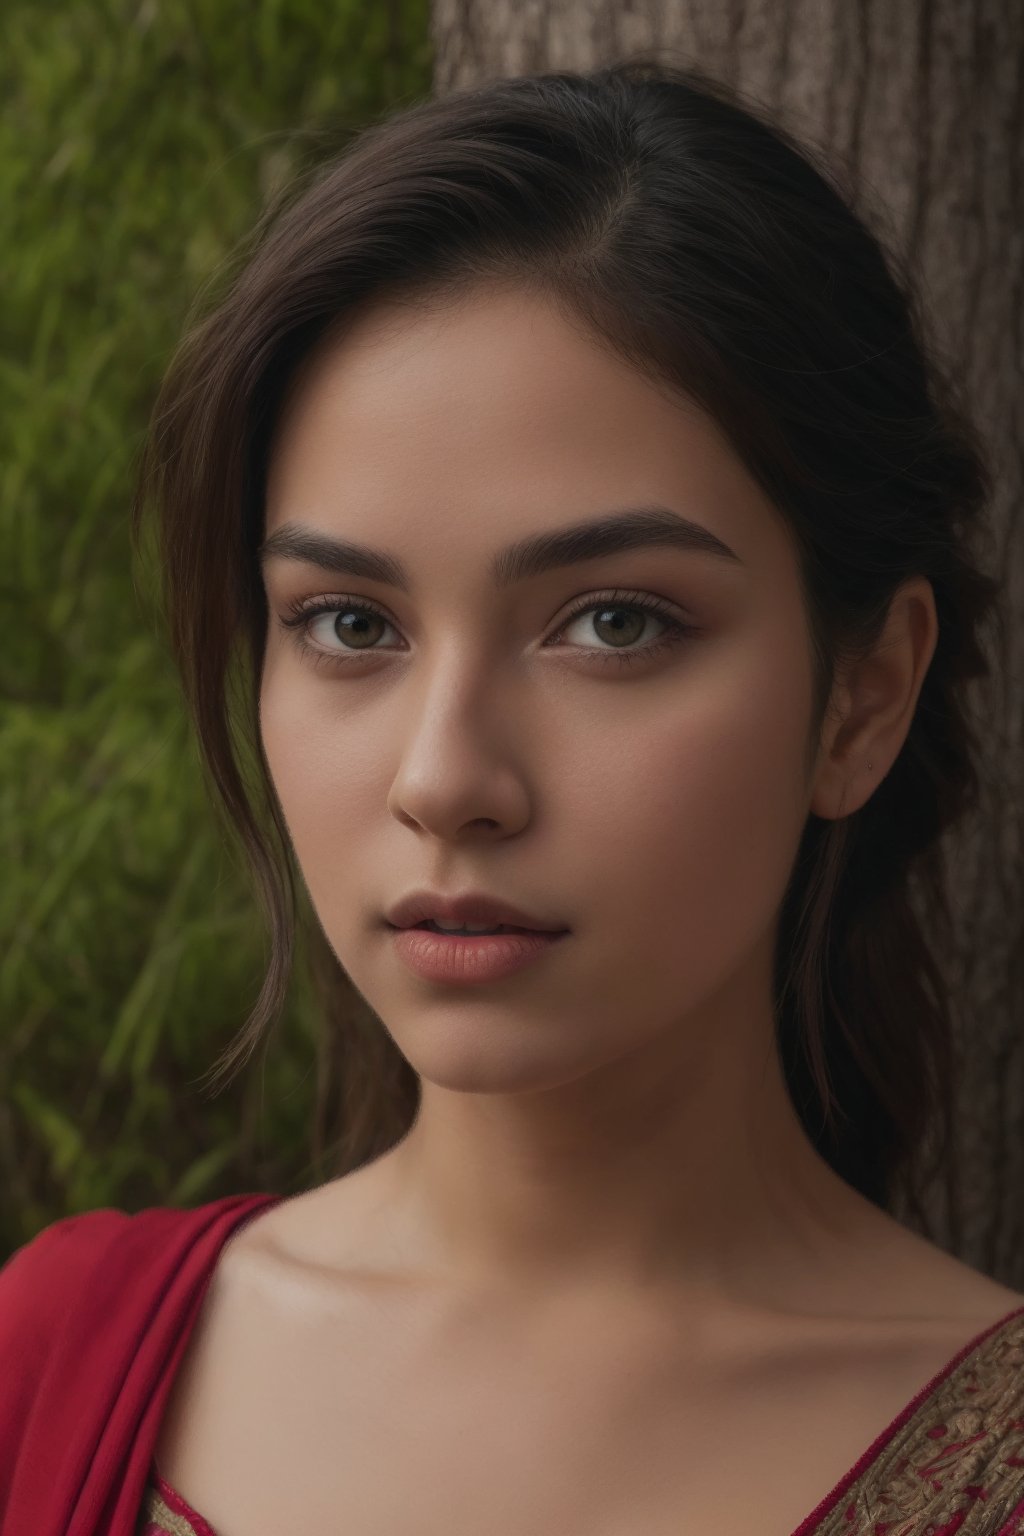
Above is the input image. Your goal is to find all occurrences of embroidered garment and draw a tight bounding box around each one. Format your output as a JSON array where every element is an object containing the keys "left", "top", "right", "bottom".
[
  {"left": 3, "top": 1193, "right": 1024, "bottom": 1535},
  {"left": 136, "top": 1473, "right": 218, "bottom": 1536}
]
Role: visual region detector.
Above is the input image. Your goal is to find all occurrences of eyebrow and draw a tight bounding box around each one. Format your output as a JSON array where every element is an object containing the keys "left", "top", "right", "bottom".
[{"left": 257, "top": 504, "right": 742, "bottom": 591}]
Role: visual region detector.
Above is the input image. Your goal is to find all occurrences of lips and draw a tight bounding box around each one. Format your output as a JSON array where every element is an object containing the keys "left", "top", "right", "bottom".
[
  {"left": 384, "top": 889, "right": 569, "bottom": 934},
  {"left": 416, "top": 920, "right": 530, "bottom": 935}
]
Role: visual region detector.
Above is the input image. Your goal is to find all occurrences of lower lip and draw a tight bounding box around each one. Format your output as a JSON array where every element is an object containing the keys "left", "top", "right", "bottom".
[{"left": 389, "top": 925, "right": 569, "bottom": 983}]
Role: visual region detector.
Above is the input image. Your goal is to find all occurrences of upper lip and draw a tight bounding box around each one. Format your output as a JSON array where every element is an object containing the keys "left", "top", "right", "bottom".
[{"left": 385, "top": 890, "right": 569, "bottom": 933}]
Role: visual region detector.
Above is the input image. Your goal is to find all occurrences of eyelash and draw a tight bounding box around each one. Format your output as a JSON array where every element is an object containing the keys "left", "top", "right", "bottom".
[{"left": 277, "top": 588, "right": 699, "bottom": 674}]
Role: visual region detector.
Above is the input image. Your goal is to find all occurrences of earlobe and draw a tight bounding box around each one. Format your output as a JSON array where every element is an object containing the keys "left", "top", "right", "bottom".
[{"left": 811, "top": 758, "right": 875, "bottom": 824}]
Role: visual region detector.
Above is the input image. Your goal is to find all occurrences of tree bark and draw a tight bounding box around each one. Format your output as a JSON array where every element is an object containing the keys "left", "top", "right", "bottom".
[{"left": 429, "top": 0, "right": 1024, "bottom": 1286}]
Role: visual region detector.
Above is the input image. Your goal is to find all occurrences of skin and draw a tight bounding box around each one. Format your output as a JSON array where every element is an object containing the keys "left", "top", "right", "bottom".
[{"left": 257, "top": 281, "right": 944, "bottom": 1320}]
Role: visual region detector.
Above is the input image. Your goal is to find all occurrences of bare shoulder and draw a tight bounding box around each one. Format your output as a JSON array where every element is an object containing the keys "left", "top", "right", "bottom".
[
  {"left": 224, "top": 1161, "right": 417, "bottom": 1296},
  {"left": 231, "top": 1172, "right": 1024, "bottom": 1329},
  {"left": 853, "top": 1200, "right": 1024, "bottom": 1329},
  {"left": 239, "top": 1174, "right": 1024, "bottom": 1324}
]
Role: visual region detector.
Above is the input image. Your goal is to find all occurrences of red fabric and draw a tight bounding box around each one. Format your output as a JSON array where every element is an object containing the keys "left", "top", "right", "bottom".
[{"left": 0, "top": 1191, "right": 282, "bottom": 1536}]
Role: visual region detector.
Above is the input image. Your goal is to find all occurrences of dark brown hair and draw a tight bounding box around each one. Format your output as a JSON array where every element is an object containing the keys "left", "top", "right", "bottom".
[{"left": 130, "top": 53, "right": 1005, "bottom": 1232}]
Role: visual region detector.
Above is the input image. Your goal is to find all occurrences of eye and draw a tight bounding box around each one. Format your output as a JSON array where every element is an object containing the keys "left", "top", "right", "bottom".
[
  {"left": 276, "top": 589, "right": 699, "bottom": 674},
  {"left": 277, "top": 597, "right": 398, "bottom": 672},
  {"left": 551, "top": 590, "right": 699, "bottom": 668}
]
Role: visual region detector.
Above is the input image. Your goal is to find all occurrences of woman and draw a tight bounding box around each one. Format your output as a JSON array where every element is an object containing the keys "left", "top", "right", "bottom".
[{"left": 3, "top": 54, "right": 1023, "bottom": 1536}]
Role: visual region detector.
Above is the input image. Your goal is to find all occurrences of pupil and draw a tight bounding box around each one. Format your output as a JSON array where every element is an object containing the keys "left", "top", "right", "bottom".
[
  {"left": 339, "top": 612, "right": 379, "bottom": 648},
  {"left": 596, "top": 607, "right": 642, "bottom": 645}
]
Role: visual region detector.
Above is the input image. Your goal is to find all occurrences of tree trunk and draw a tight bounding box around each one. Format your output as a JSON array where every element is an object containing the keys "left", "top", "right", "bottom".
[{"left": 428, "top": 0, "right": 1024, "bottom": 1286}]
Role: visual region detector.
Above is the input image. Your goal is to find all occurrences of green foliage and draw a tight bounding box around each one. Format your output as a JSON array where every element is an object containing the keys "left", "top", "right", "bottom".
[{"left": 0, "top": 0, "right": 433, "bottom": 1254}]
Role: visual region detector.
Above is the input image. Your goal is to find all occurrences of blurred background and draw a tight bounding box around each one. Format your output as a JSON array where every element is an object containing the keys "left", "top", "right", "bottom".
[{"left": 1, "top": 0, "right": 432, "bottom": 1247}]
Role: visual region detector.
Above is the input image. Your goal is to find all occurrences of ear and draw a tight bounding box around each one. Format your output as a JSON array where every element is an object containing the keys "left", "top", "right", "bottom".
[{"left": 810, "top": 576, "right": 939, "bottom": 822}]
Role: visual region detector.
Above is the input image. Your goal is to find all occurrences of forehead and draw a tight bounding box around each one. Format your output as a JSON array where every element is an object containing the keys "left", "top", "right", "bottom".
[
  {"left": 263, "top": 286, "right": 791, "bottom": 583},
  {"left": 272, "top": 287, "right": 710, "bottom": 484}
]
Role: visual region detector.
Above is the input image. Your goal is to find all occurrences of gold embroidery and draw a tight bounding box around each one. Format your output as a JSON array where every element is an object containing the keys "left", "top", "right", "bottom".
[
  {"left": 136, "top": 1481, "right": 208, "bottom": 1536},
  {"left": 814, "top": 1311, "right": 1024, "bottom": 1533}
]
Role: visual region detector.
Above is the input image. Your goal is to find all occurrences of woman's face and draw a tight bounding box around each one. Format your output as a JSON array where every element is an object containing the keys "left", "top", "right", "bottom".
[{"left": 259, "top": 284, "right": 822, "bottom": 1101}]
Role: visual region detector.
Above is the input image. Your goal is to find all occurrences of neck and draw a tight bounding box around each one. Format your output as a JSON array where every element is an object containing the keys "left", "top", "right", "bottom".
[{"left": 366, "top": 1016, "right": 876, "bottom": 1315}]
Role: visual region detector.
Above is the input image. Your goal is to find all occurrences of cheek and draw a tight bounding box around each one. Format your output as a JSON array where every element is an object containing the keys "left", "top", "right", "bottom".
[
  {"left": 562, "top": 643, "right": 813, "bottom": 1005},
  {"left": 259, "top": 670, "right": 382, "bottom": 910}
]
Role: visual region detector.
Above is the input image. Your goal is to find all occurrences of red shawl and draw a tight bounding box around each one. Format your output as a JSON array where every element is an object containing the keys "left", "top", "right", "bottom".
[{"left": 0, "top": 1191, "right": 282, "bottom": 1536}]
